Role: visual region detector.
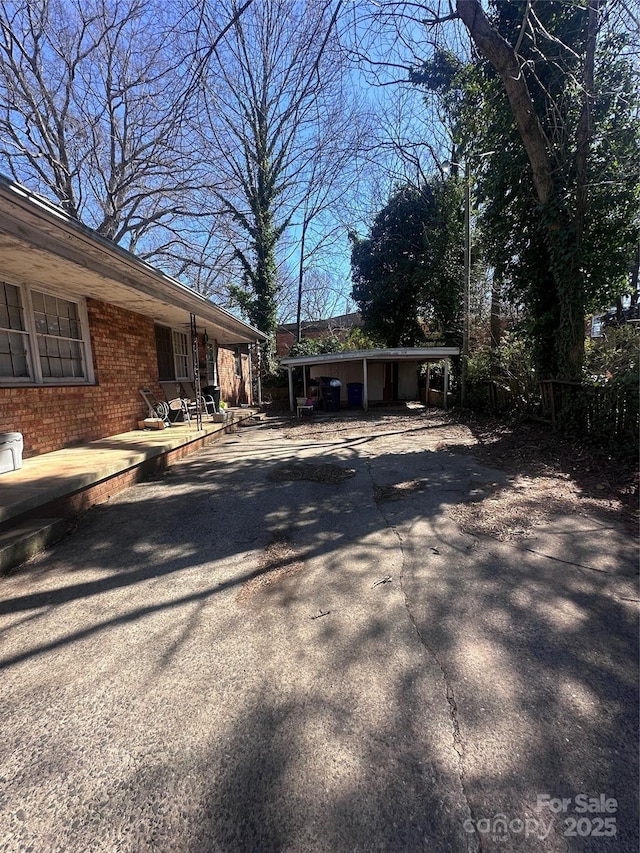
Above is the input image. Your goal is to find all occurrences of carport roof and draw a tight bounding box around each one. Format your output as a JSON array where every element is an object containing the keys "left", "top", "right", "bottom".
[
  {"left": 0, "top": 174, "right": 266, "bottom": 346},
  {"left": 280, "top": 346, "right": 460, "bottom": 367}
]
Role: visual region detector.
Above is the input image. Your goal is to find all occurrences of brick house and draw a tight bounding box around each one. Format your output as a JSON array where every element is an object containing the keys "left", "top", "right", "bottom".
[
  {"left": 276, "top": 312, "right": 362, "bottom": 358},
  {"left": 0, "top": 176, "right": 266, "bottom": 458}
]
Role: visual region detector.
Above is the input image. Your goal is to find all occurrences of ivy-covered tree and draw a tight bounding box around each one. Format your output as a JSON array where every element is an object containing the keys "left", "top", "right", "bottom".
[
  {"left": 411, "top": 0, "right": 640, "bottom": 382},
  {"left": 197, "top": 0, "right": 348, "bottom": 373},
  {"left": 350, "top": 181, "right": 463, "bottom": 347}
]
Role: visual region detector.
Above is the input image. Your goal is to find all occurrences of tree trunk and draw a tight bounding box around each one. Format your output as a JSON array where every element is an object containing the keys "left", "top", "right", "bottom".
[
  {"left": 456, "top": 0, "right": 592, "bottom": 382},
  {"left": 489, "top": 273, "right": 501, "bottom": 377}
]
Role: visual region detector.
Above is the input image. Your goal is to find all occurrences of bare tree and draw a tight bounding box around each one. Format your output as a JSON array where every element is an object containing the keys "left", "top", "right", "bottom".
[
  {"left": 0, "top": 0, "right": 235, "bottom": 266},
  {"left": 195, "top": 0, "right": 354, "bottom": 369}
]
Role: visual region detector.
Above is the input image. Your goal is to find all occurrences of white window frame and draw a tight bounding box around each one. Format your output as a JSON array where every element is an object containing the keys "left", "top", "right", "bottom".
[
  {"left": 0, "top": 280, "right": 94, "bottom": 386},
  {"left": 172, "top": 329, "right": 191, "bottom": 381}
]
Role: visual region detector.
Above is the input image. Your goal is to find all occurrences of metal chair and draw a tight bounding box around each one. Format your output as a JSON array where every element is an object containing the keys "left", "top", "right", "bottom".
[
  {"left": 180, "top": 381, "right": 217, "bottom": 415},
  {"left": 139, "top": 388, "right": 169, "bottom": 423},
  {"left": 159, "top": 381, "right": 195, "bottom": 423}
]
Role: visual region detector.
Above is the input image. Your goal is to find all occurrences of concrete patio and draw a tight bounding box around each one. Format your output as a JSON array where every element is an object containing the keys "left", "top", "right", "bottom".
[{"left": 0, "top": 408, "right": 260, "bottom": 572}]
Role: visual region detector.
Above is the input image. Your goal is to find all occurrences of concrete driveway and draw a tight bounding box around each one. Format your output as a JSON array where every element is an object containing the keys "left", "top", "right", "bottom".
[{"left": 1, "top": 415, "right": 637, "bottom": 852}]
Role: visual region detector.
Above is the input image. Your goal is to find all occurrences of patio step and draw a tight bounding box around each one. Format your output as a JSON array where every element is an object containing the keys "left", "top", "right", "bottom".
[{"left": 0, "top": 518, "right": 67, "bottom": 575}]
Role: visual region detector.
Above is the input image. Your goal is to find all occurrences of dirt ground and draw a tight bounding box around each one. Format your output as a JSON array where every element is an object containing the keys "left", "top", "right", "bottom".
[{"left": 275, "top": 404, "right": 638, "bottom": 542}]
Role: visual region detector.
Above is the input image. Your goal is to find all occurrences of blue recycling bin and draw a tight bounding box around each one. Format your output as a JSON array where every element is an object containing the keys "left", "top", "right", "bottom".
[{"left": 347, "top": 382, "right": 363, "bottom": 407}]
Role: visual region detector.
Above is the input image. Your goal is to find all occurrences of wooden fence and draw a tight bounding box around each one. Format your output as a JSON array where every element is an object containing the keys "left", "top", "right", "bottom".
[
  {"left": 478, "top": 379, "right": 638, "bottom": 450},
  {"left": 539, "top": 380, "right": 638, "bottom": 446}
]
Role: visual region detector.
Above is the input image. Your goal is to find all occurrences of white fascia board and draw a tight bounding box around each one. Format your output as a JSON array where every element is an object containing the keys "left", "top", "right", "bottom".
[{"left": 280, "top": 347, "right": 460, "bottom": 367}]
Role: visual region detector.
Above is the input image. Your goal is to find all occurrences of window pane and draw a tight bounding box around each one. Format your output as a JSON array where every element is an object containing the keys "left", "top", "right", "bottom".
[
  {"left": 0, "top": 331, "right": 29, "bottom": 377},
  {"left": 1, "top": 283, "right": 26, "bottom": 332},
  {"left": 33, "top": 290, "right": 87, "bottom": 380},
  {"left": 8, "top": 307, "right": 23, "bottom": 330},
  {"left": 0, "top": 284, "right": 30, "bottom": 378},
  {"left": 5, "top": 284, "right": 21, "bottom": 308}
]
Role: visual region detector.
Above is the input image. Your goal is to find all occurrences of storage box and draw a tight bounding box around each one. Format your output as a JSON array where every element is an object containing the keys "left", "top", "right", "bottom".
[
  {"left": 0, "top": 433, "right": 23, "bottom": 474},
  {"left": 138, "top": 418, "right": 165, "bottom": 430}
]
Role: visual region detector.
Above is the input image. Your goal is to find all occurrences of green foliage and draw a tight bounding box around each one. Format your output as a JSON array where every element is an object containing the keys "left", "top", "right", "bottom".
[
  {"left": 288, "top": 327, "right": 383, "bottom": 359},
  {"left": 466, "top": 332, "right": 538, "bottom": 413},
  {"left": 350, "top": 181, "right": 463, "bottom": 347},
  {"left": 413, "top": 2, "right": 640, "bottom": 383},
  {"left": 583, "top": 325, "right": 640, "bottom": 388},
  {"left": 288, "top": 336, "right": 344, "bottom": 357},
  {"left": 342, "top": 327, "right": 384, "bottom": 351}
]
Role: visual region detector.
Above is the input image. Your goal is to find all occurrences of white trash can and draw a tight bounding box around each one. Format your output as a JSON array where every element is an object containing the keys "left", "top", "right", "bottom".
[{"left": 0, "top": 433, "right": 23, "bottom": 474}]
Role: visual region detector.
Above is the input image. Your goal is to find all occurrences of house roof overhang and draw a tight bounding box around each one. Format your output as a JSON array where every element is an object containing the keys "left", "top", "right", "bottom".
[
  {"left": 280, "top": 347, "right": 460, "bottom": 368},
  {"left": 0, "top": 175, "right": 266, "bottom": 346}
]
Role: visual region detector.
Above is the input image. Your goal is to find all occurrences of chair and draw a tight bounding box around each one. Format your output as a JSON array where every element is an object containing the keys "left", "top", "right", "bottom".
[
  {"left": 296, "top": 396, "right": 314, "bottom": 418},
  {"left": 139, "top": 388, "right": 169, "bottom": 423},
  {"left": 180, "top": 381, "right": 217, "bottom": 415},
  {"left": 159, "top": 381, "right": 195, "bottom": 423}
]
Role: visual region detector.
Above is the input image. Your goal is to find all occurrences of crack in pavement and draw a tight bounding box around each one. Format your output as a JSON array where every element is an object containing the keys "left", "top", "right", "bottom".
[{"left": 361, "top": 450, "right": 482, "bottom": 853}]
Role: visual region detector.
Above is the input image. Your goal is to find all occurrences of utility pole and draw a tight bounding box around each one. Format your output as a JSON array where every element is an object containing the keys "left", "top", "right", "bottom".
[{"left": 461, "top": 162, "right": 471, "bottom": 408}]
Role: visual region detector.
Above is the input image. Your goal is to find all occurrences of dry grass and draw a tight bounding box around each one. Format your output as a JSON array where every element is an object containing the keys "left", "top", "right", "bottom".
[
  {"left": 374, "top": 479, "right": 428, "bottom": 503},
  {"left": 237, "top": 530, "right": 305, "bottom": 603},
  {"left": 268, "top": 462, "right": 356, "bottom": 484}
]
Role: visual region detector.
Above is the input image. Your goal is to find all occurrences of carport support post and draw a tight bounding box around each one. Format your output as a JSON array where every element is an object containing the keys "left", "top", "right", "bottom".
[
  {"left": 443, "top": 359, "right": 449, "bottom": 410},
  {"left": 288, "top": 366, "right": 294, "bottom": 412},
  {"left": 363, "top": 358, "right": 369, "bottom": 411}
]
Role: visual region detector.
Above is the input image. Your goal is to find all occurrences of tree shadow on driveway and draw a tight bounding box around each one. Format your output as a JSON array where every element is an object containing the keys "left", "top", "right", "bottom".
[{"left": 0, "top": 417, "right": 637, "bottom": 852}]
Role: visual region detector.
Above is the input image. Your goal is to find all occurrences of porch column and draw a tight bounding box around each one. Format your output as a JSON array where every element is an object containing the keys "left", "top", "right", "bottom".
[
  {"left": 362, "top": 358, "right": 369, "bottom": 411},
  {"left": 254, "top": 341, "right": 263, "bottom": 406},
  {"left": 288, "top": 366, "right": 295, "bottom": 412},
  {"left": 302, "top": 366, "right": 307, "bottom": 398}
]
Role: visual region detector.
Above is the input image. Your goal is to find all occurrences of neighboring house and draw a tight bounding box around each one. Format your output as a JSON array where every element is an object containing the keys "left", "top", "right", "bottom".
[
  {"left": 0, "top": 175, "right": 266, "bottom": 458},
  {"left": 276, "top": 312, "right": 362, "bottom": 357},
  {"left": 590, "top": 302, "right": 639, "bottom": 337}
]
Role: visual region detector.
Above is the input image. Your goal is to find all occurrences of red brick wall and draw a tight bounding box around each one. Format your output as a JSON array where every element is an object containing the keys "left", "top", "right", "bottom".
[
  {"left": 276, "top": 330, "right": 296, "bottom": 357},
  {"left": 0, "top": 301, "right": 255, "bottom": 458},
  {"left": 0, "top": 299, "right": 158, "bottom": 457},
  {"left": 217, "top": 345, "right": 251, "bottom": 406}
]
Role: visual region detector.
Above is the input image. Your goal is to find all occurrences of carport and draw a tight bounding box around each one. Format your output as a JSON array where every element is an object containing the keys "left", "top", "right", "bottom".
[{"left": 280, "top": 347, "right": 460, "bottom": 411}]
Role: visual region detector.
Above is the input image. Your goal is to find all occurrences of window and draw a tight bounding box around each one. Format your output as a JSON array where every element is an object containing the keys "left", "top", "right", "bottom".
[
  {"left": 0, "top": 281, "right": 93, "bottom": 385},
  {"left": 154, "top": 325, "right": 192, "bottom": 382},
  {"left": 172, "top": 330, "right": 190, "bottom": 380},
  {"left": 0, "top": 283, "right": 30, "bottom": 379},
  {"left": 205, "top": 343, "right": 218, "bottom": 387},
  {"left": 234, "top": 347, "right": 243, "bottom": 379}
]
